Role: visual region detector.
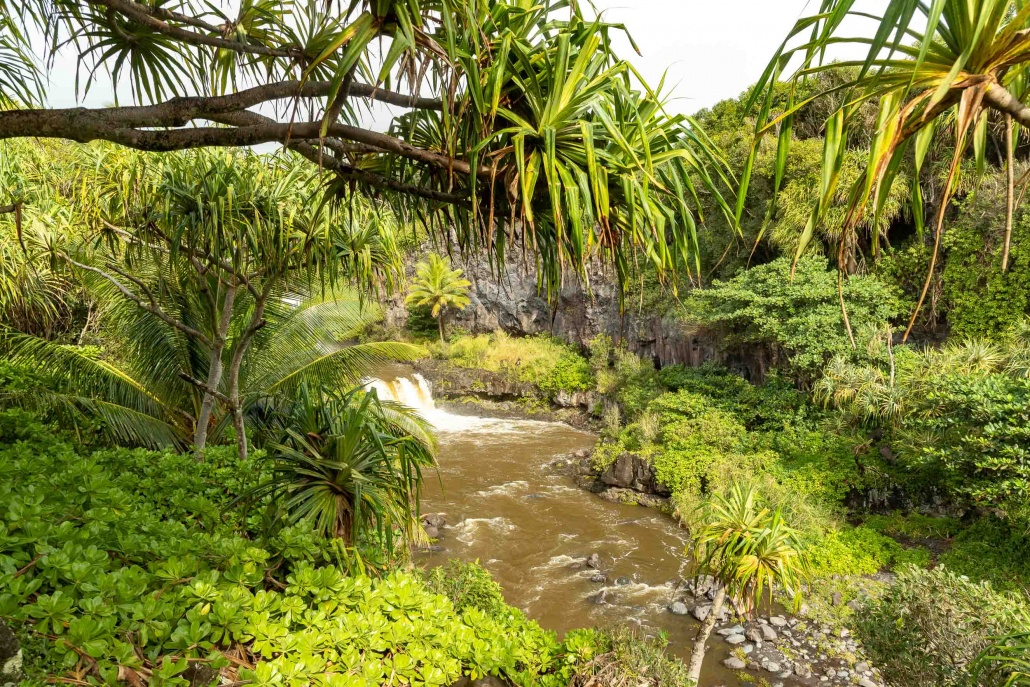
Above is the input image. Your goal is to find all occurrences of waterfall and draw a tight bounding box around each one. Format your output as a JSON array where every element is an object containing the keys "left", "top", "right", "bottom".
[
  {"left": 364, "top": 374, "right": 482, "bottom": 432},
  {"left": 363, "top": 373, "right": 548, "bottom": 434},
  {"left": 365, "top": 374, "right": 437, "bottom": 414}
]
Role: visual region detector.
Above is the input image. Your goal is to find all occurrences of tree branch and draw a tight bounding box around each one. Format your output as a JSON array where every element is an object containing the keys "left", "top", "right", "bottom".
[
  {"left": 89, "top": 0, "right": 300, "bottom": 59},
  {"left": 0, "top": 105, "right": 481, "bottom": 176},
  {"left": 983, "top": 81, "right": 1030, "bottom": 129}
]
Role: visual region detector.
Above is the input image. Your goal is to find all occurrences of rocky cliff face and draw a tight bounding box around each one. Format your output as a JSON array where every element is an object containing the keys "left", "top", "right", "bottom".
[{"left": 389, "top": 250, "right": 721, "bottom": 369}]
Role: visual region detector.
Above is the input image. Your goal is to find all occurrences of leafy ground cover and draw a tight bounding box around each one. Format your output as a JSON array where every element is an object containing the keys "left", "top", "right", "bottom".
[{"left": 0, "top": 410, "right": 613, "bottom": 687}]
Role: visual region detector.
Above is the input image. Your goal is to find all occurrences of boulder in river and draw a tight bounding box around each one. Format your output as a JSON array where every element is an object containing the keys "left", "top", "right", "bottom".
[
  {"left": 422, "top": 513, "right": 447, "bottom": 529},
  {"left": 423, "top": 525, "right": 440, "bottom": 539},
  {"left": 761, "top": 624, "right": 778, "bottom": 641},
  {"left": 591, "top": 589, "right": 608, "bottom": 605},
  {"left": 668, "top": 602, "right": 689, "bottom": 616},
  {"left": 723, "top": 657, "right": 747, "bottom": 670},
  {"left": 585, "top": 553, "right": 602, "bottom": 569},
  {"left": 692, "top": 603, "right": 712, "bottom": 621},
  {"left": 614, "top": 576, "right": 632, "bottom": 586},
  {"left": 590, "top": 573, "right": 606, "bottom": 583}
]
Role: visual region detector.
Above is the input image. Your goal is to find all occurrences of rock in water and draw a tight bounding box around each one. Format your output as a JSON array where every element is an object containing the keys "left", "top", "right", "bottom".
[
  {"left": 423, "top": 525, "right": 440, "bottom": 539},
  {"left": 769, "top": 615, "right": 788, "bottom": 627},
  {"left": 726, "top": 634, "right": 746, "bottom": 645},
  {"left": 0, "top": 620, "right": 22, "bottom": 687},
  {"left": 591, "top": 589, "right": 608, "bottom": 605},
  {"left": 668, "top": 602, "right": 689, "bottom": 616},
  {"left": 614, "top": 576, "right": 632, "bottom": 586},
  {"left": 761, "top": 625, "right": 778, "bottom": 641},
  {"left": 422, "top": 513, "right": 446, "bottom": 529},
  {"left": 723, "top": 657, "right": 747, "bottom": 670},
  {"left": 585, "top": 553, "right": 601, "bottom": 569},
  {"left": 590, "top": 573, "right": 606, "bottom": 583},
  {"left": 691, "top": 603, "right": 712, "bottom": 621}
]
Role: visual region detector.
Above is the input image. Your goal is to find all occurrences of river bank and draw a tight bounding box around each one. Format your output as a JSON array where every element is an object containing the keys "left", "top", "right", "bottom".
[{"left": 370, "top": 368, "right": 889, "bottom": 687}]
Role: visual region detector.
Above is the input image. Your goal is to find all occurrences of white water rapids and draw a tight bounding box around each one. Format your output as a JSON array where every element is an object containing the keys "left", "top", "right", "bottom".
[
  {"left": 363, "top": 374, "right": 551, "bottom": 434},
  {"left": 362, "top": 371, "right": 752, "bottom": 684}
]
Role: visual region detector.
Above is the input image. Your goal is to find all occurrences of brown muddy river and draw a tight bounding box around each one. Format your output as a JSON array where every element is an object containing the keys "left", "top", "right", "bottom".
[{"left": 368, "top": 373, "right": 750, "bottom": 686}]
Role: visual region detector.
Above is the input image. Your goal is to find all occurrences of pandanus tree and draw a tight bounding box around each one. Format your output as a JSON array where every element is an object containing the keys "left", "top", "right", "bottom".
[
  {"left": 247, "top": 383, "right": 436, "bottom": 550},
  {"left": 745, "top": 0, "right": 1030, "bottom": 341},
  {"left": 684, "top": 483, "right": 809, "bottom": 685},
  {"left": 405, "top": 253, "right": 471, "bottom": 341},
  {"left": 0, "top": 148, "right": 421, "bottom": 456},
  {"left": 0, "top": 0, "right": 735, "bottom": 296}
]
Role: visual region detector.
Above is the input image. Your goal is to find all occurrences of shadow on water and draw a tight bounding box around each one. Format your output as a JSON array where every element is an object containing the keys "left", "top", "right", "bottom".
[{"left": 369, "top": 370, "right": 788, "bottom": 687}]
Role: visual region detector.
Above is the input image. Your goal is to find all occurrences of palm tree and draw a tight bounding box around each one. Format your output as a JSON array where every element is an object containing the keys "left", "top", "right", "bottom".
[
  {"left": 685, "top": 483, "right": 810, "bottom": 685},
  {"left": 245, "top": 383, "right": 436, "bottom": 551},
  {"left": 0, "top": 290, "right": 421, "bottom": 451},
  {"left": 747, "top": 0, "right": 1030, "bottom": 340},
  {"left": 405, "top": 253, "right": 471, "bottom": 342}
]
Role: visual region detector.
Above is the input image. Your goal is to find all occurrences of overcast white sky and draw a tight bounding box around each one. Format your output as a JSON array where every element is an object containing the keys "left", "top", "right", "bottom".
[{"left": 42, "top": 0, "right": 885, "bottom": 119}]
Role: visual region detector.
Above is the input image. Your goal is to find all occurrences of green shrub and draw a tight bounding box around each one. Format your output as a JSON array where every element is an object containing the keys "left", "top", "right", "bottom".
[
  {"left": 435, "top": 331, "right": 592, "bottom": 399},
  {"left": 568, "top": 627, "right": 692, "bottom": 687},
  {"left": 658, "top": 363, "right": 822, "bottom": 431},
  {"left": 686, "top": 255, "right": 901, "bottom": 377},
  {"left": 423, "top": 560, "right": 508, "bottom": 616},
  {"left": 861, "top": 512, "right": 963, "bottom": 540},
  {"left": 538, "top": 350, "right": 593, "bottom": 396},
  {"left": 938, "top": 516, "right": 1030, "bottom": 592},
  {"left": 806, "top": 526, "right": 930, "bottom": 578},
  {"left": 587, "top": 335, "right": 661, "bottom": 420},
  {"left": 939, "top": 180, "right": 1030, "bottom": 339},
  {"left": 856, "top": 566, "right": 1030, "bottom": 687}
]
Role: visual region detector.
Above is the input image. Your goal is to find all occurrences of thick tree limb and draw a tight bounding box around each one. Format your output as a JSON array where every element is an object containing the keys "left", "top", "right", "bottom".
[
  {"left": 0, "top": 80, "right": 438, "bottom": 132},
  {"left": 0, "top": 104, "right": 481, "bottom": 176},
  {"left": 983, "top": 81, "right": 1030, "bottom": 128}
]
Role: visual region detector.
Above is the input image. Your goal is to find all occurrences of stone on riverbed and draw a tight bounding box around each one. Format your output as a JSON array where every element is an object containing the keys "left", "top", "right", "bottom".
[
  {"left": 761, "top": 625, "right": 778, "bottom": 641},
  {"left": 614, "top": 576, "right": 632, "bottom": 586},
  {"left": 769, "top": 615, "right": 788, "bottom": 628},
  {"left": 585, "top": 553, "right": 601, "bottom": 569},
  {"left": 590, "top": 573, "right": 606, "bottom": 583},
  {"left": 716, "top": 625, "right": 743, "bottom": 636},
  {"left": 725, "top": 634, "right": 746, "bottom": 645},
  {"left": 424, "top": 525, "right": 440, "bottom": 539},
  {"left": 723, "top": 657, "right": 747, "bottom": 670},
  {"left": 668, "top": 602, "right": 689, "bottom": 616},
  {"left": 422, "top": 513, "right": 446, "bottom": 529}
]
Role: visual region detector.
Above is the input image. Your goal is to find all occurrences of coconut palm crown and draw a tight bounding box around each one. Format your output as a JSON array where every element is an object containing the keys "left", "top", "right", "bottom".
[{"left": 405, "top": 253, "right": 472, "bottom": 341}]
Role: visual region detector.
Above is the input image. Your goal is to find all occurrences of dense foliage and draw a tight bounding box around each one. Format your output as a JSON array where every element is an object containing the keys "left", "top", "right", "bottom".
[
  {"left": 0, "top": 411, "right": 612, "bottom": 687},
  {"left": 857, "top": 566, "right": 1030, "bottom": 687},
  {"left": 686, "top": 256, "right": 900, "bottom": 377}
]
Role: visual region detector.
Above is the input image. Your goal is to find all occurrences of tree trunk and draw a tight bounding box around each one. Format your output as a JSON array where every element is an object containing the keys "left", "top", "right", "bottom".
[
  {"left": 437, "top": 313, "right": 445, "bottom": 342},
  {"left": 687, "top": 585, "right": 726, "bottom": 685},
  {"left": 232, "top": 407, "right": 247, "bottom": 462},
  {"left": 194, "top": 285, "right": 236, "bottom": 452},
  {"left": 226, "top": 283, "right": 273, "bottom": 461}
]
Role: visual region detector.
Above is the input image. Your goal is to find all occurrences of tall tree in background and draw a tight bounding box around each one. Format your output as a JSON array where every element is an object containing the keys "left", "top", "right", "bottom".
[
  {"left": 406, "top": 253, "right": 471, "bottom": 341},
  {"left": 0, "top": 0, "right": 736, "bottom": 295},
  {"left": 746, "top": 0, "right": 1030, "bottom": 339}
]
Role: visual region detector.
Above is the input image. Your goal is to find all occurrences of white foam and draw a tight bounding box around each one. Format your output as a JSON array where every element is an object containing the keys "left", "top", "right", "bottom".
[
  {"left": 451, "top": 516, "right": 516, "bottom": 544},
  {"left": 474, "top": 480, "right": 530, "bottom": 497}
]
